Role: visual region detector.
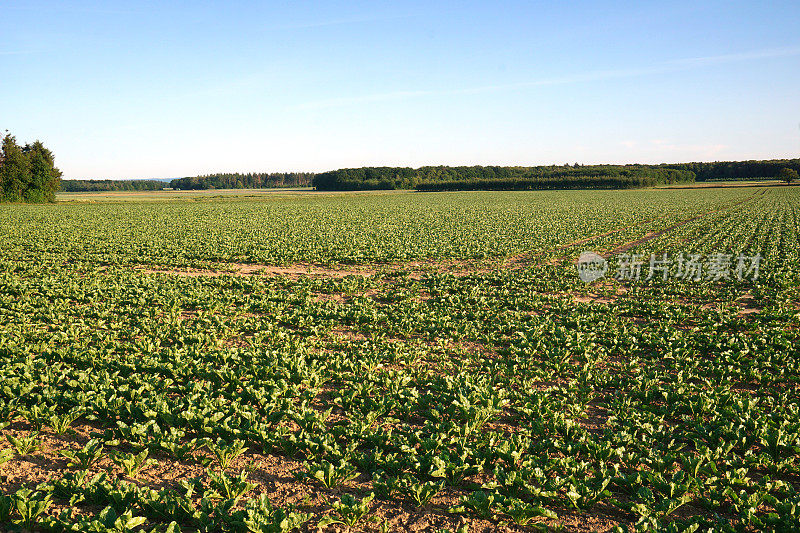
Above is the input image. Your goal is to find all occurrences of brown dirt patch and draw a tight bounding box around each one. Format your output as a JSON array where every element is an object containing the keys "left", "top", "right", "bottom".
[
  {"left": 137, "top": 258, "right": 501, "bottom": 280},
  {"left": 573, "top": 294, "right": 617, "bottom": 305},
  {"left": 140, "top": 262, "right": 376, "bottom": 278},
  {"left": 735, "top": 292, "right": 762, "bottom": 316}
]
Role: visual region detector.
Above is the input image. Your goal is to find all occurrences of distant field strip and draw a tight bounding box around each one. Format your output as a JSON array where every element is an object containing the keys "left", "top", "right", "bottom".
[{"left": 3, "top": 188, "right": 754, "bottom": 269}]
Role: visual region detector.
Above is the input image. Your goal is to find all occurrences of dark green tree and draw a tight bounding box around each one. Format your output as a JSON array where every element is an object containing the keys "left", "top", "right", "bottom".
[
  {"left": 23, "top": 141, "right": 62, "bottom": 202},
  {"left": 778, "top": 167, "right": 799, "bottom": 184},
  {"left": 0, "top": 133, "right": 61, "bottom": 203},
  {"left": 0, "top": 134, "right": 31, "bottom": 202}
]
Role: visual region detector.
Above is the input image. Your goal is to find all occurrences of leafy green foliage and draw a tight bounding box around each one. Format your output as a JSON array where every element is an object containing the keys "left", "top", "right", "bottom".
[
  {"left": 300, "top": 459, "right": 358, "bottom": 489},
  {"left": 7, "top": 432, "right": 41, "bottom": 455},
  {"left": 48, "top": 408, "right": 84, "bottom": 435},
  {"left": 318, "top": 492, "right": 376, "bottom": 528},
  {"left": 209, "top": 439, "right": 248, "bottom": 470},
  {"left": 111, "top": 449, "right": 156, "bottom": 479},
  {"left": 499, "top": 497, "right": 557, "bottom": 525},
  {"left": 0, "top": 447, "right": 14, "bottom": 466},
  {"left": 235, "top": 494, "right": 311, "bottom": 532},
  {"left": 60, "top": 439, "right": 104, "bottom": 470},
  {"left": 82, "top": 506, "right": 147, "bottom": 533},
  {"left": 0, "top": 188, "right": 798, "bottom": 532},
  {"left": 399, "top": 478, "right": 444, "bottom": 507},
  {"left": 0, "top": 132, "right": 61, "bottom": 203},
  {"left": 207, "top": 469, "right": 257, "bottom": 503},
  {"left": 0, "top": 494, "right": 13, "bottom": 523},
  {"left": 12, "top": 488, "right": 52, "bottom": 528},
  {"left": 777, "top": 167, "right": 799, "bottom": 184}
]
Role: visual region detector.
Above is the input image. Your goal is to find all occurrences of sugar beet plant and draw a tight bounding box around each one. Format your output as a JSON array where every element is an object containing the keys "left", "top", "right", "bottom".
[{"left": 0, "top": 188, "right": 798, "bottom": 531}]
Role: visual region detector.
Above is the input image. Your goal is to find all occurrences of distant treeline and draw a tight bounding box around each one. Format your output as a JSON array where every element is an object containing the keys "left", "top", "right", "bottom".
[
  {"left": 170, "top": 172, "right": 314, "bottom": 190},
  {"left": 313, "top": 165, "right": 696, "bottom": 191},
  {"left": 1, "top": 133, "right": 61, "bottom": 203},
  {"left": 60, "top": 179, "right": 165, "bottom": 192},
  {"left": 664, "top": 159, "right": 800, "bottom": 181},
  {"left": 60, "top": 172, "right": 315, "bottom": 192},
  {"left": 58, "top": 158, "right": 800, "bottom": 194},
  {"left": 313, "top": 159, "right": 800, "bottom": 191}
]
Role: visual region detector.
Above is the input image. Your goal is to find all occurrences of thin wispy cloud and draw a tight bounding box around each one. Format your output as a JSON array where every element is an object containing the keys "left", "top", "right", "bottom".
[
  {"left": 277, "top": 13, "right": 414, "bottom": 30},
  {"left": 670, "top": 46, "right": 800, "bottom": 67},
  {"left": 5, "top": 3, "right": 143, "bottom": 15},
  {"left": 296, "top": 90, "right": 435, "bottom": 109},
  {"left": 295, "top": 46, "right": 800, "bottom": 110}
]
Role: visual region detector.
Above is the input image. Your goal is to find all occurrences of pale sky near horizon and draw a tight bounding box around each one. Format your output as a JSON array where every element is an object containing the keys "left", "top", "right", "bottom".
[{"left": 2, "top": 1, "right": 799, "bottom": 180}]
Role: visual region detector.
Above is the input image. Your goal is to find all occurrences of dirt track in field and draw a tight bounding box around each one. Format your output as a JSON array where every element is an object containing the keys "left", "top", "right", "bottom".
[
  {"left": 142, "top": 263, "right": 375, "bottom": 278},
  {"left": 607, "top": 190, "right": 764, "bottom": 256},
  {"left": 138, "top": 259, "right": 497, "bottom": 280},
  {"left": 503, "top": 190, "right": 764, "bottom": 268}
]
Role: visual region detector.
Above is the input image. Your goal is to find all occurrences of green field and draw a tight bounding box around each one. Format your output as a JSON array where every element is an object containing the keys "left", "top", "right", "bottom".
[{"left": 1, "top": 187, "right": 799, "bottom": 532}]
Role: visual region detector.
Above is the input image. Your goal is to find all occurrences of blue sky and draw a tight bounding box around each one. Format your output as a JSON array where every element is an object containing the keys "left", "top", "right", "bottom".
[{"left": 2, "top": 1, "right": 799, "bottom": 179}]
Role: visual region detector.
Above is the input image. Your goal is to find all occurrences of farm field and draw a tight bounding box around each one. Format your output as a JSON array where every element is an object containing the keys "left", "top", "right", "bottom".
[
  {"left": 55, "top": 188, "right": 318, "bottom": 203},
  {"left": 1, "top": 186, "right": 799, "bottom": 532}
]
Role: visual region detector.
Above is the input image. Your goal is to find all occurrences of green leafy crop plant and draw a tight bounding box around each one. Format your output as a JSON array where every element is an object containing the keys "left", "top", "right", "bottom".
[{"left": 0, "top": 188, "right": 798, "bottom": 531}]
